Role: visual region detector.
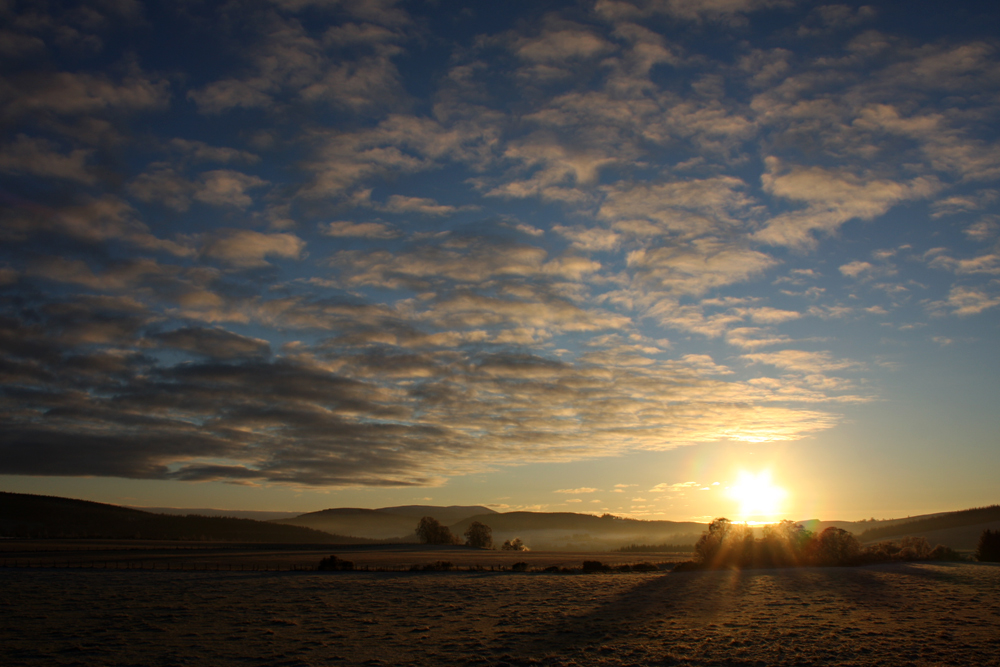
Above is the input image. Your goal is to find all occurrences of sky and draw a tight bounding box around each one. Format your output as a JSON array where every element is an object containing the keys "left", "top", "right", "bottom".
[{"left": 1, "top": 0, "right": 998, "bottom": 523}]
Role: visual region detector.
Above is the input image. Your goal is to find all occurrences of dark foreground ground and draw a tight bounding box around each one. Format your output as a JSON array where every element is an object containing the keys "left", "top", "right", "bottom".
[{"left": 3, "top": 561, "right": 999, "bottom": 666}]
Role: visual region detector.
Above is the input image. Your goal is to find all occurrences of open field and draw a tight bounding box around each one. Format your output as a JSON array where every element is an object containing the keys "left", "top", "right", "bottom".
[
  {"left": 0, "top": 540, "right": 690, "bottom": 571},
  {"left": 3, "top": 561, "right": 999, "bottom": 666}
]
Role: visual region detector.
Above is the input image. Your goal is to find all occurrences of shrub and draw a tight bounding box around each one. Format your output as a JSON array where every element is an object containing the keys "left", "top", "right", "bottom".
[
  {"left": 463, "top": 521, "right": 493, "bottom": 549},
  {"left": 671, "top": 560, "right": 701, "bottom": 572},
  {"left": 898, "top": 536, "right": 932, "bottom": 560},
  {"left": 810, "top": 527, "right": 861, "bottom": 566},
  {"left": 415, "top": 516, "right": 459, "bottom": 545},
  {"left": 863, "top": 540, "right": 901, "bottom": 563},
  {"left": 510, "top": 561, "right": 528, "bottom": 572},
  {"left": 542, "top": 565, "right": 574, "bottom": 573},
  {"left": 976, "top": 529, "right": 1000, "bottom": 562},
  {"left": 581, "top": 560, "right": 611, "bottom": 572},
  {"left": 928, "top": 544, "right": 963, "bottom": 561},
  {"left": 317, "top": 555, "right": 354, "bottom": 571},
  {"left": 500, "top": 537, "right": 528, "bottom": 551},
  {"left": 420, "top": 560, "right": 454, "bottom": 571}
]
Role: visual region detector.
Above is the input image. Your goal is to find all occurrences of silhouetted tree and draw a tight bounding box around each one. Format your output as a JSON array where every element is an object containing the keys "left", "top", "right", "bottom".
[
  {"left": 463, "top": 521, "right": 493, "bottom": 549},
  {"left": 810, "top": 527, "right": 860, "bottom": 566},
  {"left": 976, "top": 529, "right": 1000, "bottom": 562},
  {"left": 415, "top": 516, "right": 458, "bottom": 545},
  {"left": 695, "top": 518, "right": 753, "bottom": 567},
  {"left": 758, "top": 520, "right": 812, "bottom": 567}
]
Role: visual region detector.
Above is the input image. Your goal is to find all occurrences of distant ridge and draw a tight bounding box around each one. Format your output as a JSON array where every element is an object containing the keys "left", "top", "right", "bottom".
[
  {"left": 128, "top": 507, "right": 303, "bottom": 521},
  {"left": 0, "top": 491, "right": 373, "bottom": 543},
  {"left": 375, "top": 505, "right": 497, "bottom": 524},
  {"left": 274, "top": 505, "right": 493, "bottom": 540},
  {"left": 448, "top": 512, "right": 706, "bottom": 551},
  {"left": 280, "top": 508, "right": 709, "bottom": 550},
  {"left": 858, "top": 505, "right": 1000, "bottom": 543}
]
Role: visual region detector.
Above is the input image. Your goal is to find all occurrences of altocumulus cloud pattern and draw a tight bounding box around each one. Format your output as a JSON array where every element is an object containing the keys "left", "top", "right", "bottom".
[{"left": 0, "top": 0, "right": 998, "bottom": 487}]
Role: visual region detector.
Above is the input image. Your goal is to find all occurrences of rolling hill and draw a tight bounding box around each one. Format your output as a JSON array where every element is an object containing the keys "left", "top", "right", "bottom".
[
  {"left": 0, "top": 491, "right": 371, "bottom": 543},
  {"left": 9, "top": 490, "right": 994, "bottom": 551},
  {"left": 857, "top": 505, "right": 1000, "bottom": 550},
  {"left": 450, "top": 512, "right": 705, "bottom": 551},
  {"left": 279, "top": 507, "right": 707, "bottom": 550},
  {"left": 274, "top": 505, "right": 494, "bottom": 540}
]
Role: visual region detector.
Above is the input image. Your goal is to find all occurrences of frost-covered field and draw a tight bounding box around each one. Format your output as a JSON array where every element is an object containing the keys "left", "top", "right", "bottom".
[{"left": 3, "top": 562, "right": 999, "bottom": 666}]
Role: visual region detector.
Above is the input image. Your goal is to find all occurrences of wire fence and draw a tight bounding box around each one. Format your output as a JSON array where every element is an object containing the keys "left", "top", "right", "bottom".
[
  {"left": 0, "top": 560, "right": 417, "bottom": 572},
  {"left": 0, "top": 561, "right": 534, "bottom": 572}
]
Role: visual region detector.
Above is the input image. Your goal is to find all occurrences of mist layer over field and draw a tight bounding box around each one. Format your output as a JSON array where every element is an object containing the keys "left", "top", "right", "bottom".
[{"left": 3, "top": 563, "right": 999, "bottom": 666}]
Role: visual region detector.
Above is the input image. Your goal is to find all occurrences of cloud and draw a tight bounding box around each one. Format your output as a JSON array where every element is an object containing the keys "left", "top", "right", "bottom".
[
  {"left": 756, "top": 159, "right": 940, "bottom": 248},
  {"left": 553, "top": 225, "right": 621, "bottom": 252},
  {"left": 188, "top": 16, "right": 407, "bottom": 115},
  {"left": 26, "top": 256, "right": 170, "bottom": 292},
  {"left": 940, "top": 286, "right": 1000, "bottom": 316},
  {"left": 0, "top": 134, "right": 95, "bottom": 184},
  {"left": 127, "top": 165, "right": 194, "bottom": 211},
  {"left": 378, "top": 195, "right": 467, "bottom": 216},
  {"left": 926, "top": 252, "right": 1000, "bottom": 276},
  {"left": 839, "top": 261, "right": 874, "bottom": 278},
  {"left": 627, "top": 239, "right": 777, "bottom": 295},
  {"left": 0, "top": 195, "right": 192, "bottom": 256},
  {"left": 599, "top": 177, "right": 756, "bottom": 238},
  {"left": 0, "top": 310, "right": 847, "bottom": 485},
  {"left": 650, "top": 481, "right": 700, "bottom": 492},
  {"left": 302, "top": 113, "right": 498, "bottom": 197},
  {"left": 554, "top": 487, "right": 599, "bottom": 493},
  {"left": 930, "top": 190, "right": 998, "bottom": 218},
  {"left": 486, "top": 135, "right": 620, "bottom": 201},
  {"left": 319, "top": 221, "right": 400, "bottom": 239},
  {"left": 513, "top": 25, "right": 614, "bottom": 64},
  {"left": 193, "top": 170, "right": 269, "bottom": 208},
  {"left": 201, "top": 230, "right": 306, "bottom": 267},
  {"left": 8, "top": 0, "right": 980, "bottom": 491},
  {"left": 741, "top": 307, "right": 800, "bottom": 324},
  {"left": 743, "top": 350, "right": 862, "bottom": 373},
  {"left": 151, "top": 327, "right": 271, "bottom": 360},
  {"left": 328, "top": 234, "right": 604, "bottom": 292},
  {"left": 1, "top": 70, "right": 169, "bottom": 120},
  {"left": 169, "top": 139, "right": 260, "bottom": 165},
  {"left": 595, "top": 0, "right": 800, "bottom": 23},
  {"left": 964, "top": 218, "right": 999, "bottom": 242}
]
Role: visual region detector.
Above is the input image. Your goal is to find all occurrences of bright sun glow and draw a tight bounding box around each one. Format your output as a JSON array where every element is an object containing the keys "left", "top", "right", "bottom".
[{"left": 727, "top": 470, "right": 787, "bottom": 522}]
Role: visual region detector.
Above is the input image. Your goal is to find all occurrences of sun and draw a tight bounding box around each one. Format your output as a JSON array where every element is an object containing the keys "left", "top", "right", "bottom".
[{"left": 727, "top": 470, "right": 787, "bottom": 522}]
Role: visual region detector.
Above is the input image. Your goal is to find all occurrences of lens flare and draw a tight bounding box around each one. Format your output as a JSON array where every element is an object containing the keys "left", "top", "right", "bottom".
[{"left": 727, "top": 470, "right": 787, "bottom": 522}]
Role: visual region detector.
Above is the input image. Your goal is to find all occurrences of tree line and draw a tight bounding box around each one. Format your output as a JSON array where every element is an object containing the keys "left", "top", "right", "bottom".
[
  {"left": 414, "top": 517, "right": 527, "bottom": 550},
  {"left": 675, "top": 518, "right": 969, "bottom": 571}
]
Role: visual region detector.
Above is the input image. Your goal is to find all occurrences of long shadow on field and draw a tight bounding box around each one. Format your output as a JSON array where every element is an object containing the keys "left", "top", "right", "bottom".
[{"left": 510, "top": 565, "right": 902, "bottom": 659}]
